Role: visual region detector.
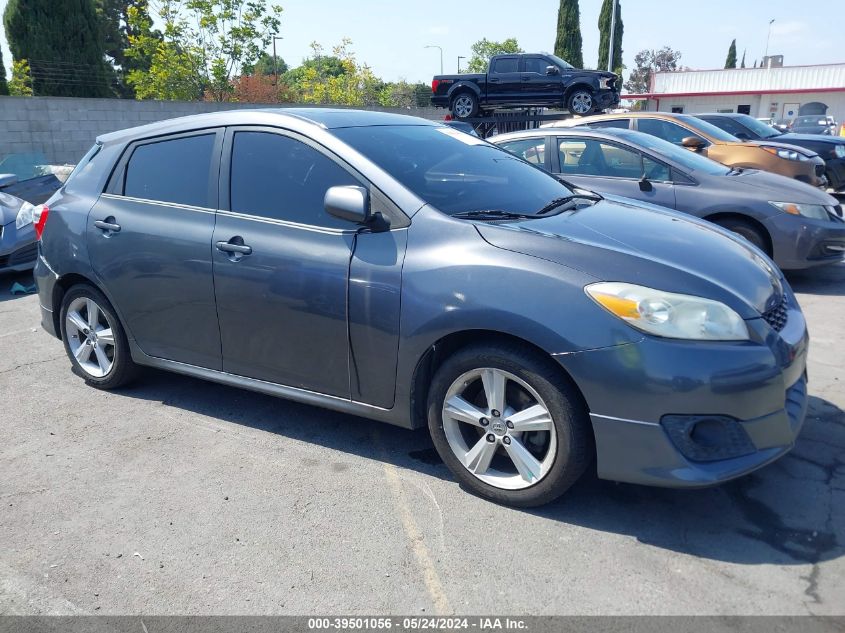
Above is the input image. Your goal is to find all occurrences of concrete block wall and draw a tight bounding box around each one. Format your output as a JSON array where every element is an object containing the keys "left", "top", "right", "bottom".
[{"left": 0, "top": 96, "right": 443, "bottom": 165}]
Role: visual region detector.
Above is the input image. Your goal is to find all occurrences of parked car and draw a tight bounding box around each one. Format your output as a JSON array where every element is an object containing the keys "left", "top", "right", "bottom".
[
  {"left": 791, "top": 115, "right": 837, "bottom": 136},
  {"left": 0, "top": 190, "right": 41, "bottom": 274},
  {"left": 430, "top": 53, "right": 620, "bottom": 120},
  {"left": 551, "top": 112, "right": 828, "bottom": 188},
  {"left": 36, "top": 109, "right": 809, "bottom": 507},
  {"left": 490, "top": 126, "right": 845, "bottom": 269},
  {"left": 772, "top": 118, "right": 794, "bottom": 133},
  {"left": 0, "top": 152, "right": 69, "bottom": 205},
  {"left": 694, "top": 112, "right": 845, "bottom": 192}
]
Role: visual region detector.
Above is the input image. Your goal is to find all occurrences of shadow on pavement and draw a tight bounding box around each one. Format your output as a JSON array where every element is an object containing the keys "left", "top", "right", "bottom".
[
  {"left": 121, "top": 368, "right": 844, "bottom": 569},
  {"left": 786, "top": 261, "right": 845, "bottom": 296},
  {"left": 0, "top": 271, "right": 36, "bottom": 304}
]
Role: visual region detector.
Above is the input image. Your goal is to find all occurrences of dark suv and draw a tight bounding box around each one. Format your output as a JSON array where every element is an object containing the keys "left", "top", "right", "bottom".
[{"left": 35, "top": 109, "right": 808, "bottom": 507}]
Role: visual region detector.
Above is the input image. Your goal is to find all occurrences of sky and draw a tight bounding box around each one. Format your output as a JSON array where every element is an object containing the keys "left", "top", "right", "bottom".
[{"left": 0, "top": 0, "right": 841, "bottom": 87}]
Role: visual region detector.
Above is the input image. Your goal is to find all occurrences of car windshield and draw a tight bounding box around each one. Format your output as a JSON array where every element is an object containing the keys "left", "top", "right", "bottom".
[
  {"left": 734, "top": 115, "right": 783, "bottom": 139},
  {"left": 546, "top": 54, "right": 574, "bottom": 70},
  {"left": 678, "top": 116, "right": 742, "bottom": 142},
  {"left": 333, "top": 125, "right": 574, "bottom": 216},
  {"left": 795, "top": 116, "right": 826, "bottom": 127},
  {"left": 613, "top": 130, "right": 730, "bottom": 175}
]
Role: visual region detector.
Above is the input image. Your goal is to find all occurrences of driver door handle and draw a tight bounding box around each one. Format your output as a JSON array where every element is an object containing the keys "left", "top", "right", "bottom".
[
  {"left": 216, "top": 240, "right": 252, "bottom": 255},
  {"left": 94, "top": 219, "right": 121, "bottom": 233}
]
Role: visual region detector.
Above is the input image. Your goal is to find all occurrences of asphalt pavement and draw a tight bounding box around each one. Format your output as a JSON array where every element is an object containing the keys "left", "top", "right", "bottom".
[{"left": 0, "top": 265, "right": 843, "bottom": 616}]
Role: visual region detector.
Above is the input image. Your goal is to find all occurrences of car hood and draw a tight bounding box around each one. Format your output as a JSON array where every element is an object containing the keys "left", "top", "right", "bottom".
[
  {"left": 779, "top": 132, "right": 845, "bottom": 146},
  {"left": 699, "top": 168, "right": 840, "bottom": 204},
  {"left": 475, "top": 196, "right": 784, "bottom": 319},
  {"left": 0, "top": 191, "right": 25, "bottom": 226}
]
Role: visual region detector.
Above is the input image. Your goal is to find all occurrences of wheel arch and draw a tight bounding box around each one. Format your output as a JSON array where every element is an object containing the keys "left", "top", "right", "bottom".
[
  {"left": 447, "top": 82, "right": 482, "bottom": 102},
  {"left": 563, "top": 82, "right": 595, "bottom": 102},
  {"left": 702, "top": 211, "right": 773, "bottom": 256},
  {"left": 409, "top": 329, "right": 591, "bottom": 432}
]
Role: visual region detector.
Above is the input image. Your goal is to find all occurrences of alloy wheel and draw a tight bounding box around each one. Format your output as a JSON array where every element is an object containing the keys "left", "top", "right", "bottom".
[
  {"left": 571, "top": 92, "right": 594, "bottom": 115},
  {"left": 453, "top": 95, "right": 474, "bottom": 119},
  {"left": 65, "top": 296, "right": 116, "bottom": 378},
  {"left": 441, "top": 368, "right": 557, "bottom": 490}
]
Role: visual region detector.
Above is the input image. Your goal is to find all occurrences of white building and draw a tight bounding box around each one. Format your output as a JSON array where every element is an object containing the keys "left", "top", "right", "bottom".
[{"left": 628, "top": 62, "right": 845, "bottom": 126}]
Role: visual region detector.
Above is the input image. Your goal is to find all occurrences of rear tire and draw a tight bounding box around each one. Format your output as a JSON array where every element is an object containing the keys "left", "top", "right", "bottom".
[
  {"left": 59, "top": 284, "right": 139, "bottom": 390},
  {"left": 427, "top": 343, "right": 592, "bottom": 507},
  {"left": 451, "top": 92, "right": 479, "bottom": 120},
  {"left": 712, "top": 217, "right": 771, "bottom": 256}
]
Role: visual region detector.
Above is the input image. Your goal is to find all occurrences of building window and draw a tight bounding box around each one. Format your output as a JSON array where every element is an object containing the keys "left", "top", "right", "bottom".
[
  {"left": 716, "top": 109, "right": 734, "bottom": 113},
  {"left": 671, "top": 106, "right": 684, "bottom": 113},
  {"left": 738, "top": 105, "right": 751, "bottom": 115}
]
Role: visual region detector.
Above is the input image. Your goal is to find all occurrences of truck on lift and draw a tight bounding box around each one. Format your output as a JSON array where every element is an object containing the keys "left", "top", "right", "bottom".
[{"left": 430, "top": 53, "right": 620, "bottom": 120}]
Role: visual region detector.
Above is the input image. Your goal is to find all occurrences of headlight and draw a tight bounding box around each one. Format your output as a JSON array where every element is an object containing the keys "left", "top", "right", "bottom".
[
  {"left": 760, "top": 146, "right": 809, "bottom": 161},
  {"left": 834, "top": 144, "right": 845, "bottom": 159},
  {"left": 769, "top": 201, "right": 832, "bottom": 220},
  {"left": 585, "top": 282, "right": 749, "bottom": 341},
  {"left": 15, "top": 201, "right": 36, "bottom": 230},
  {"left": 599, "top": 77, "right": 613, "bottom": 90}
]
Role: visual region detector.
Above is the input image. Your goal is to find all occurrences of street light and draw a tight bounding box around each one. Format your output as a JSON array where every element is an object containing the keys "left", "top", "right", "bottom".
[
  {"left": 764, "top": 19, "right": 775, "bottom": 65},
  {"left": 457, "top": 56, "right": 466, "bottom": 73},
  {"left": 272, "top": 35, "right": 284, "bottom": 84},
  {"left": 425, "top": 45, "right": 443, "bottom": 75}
]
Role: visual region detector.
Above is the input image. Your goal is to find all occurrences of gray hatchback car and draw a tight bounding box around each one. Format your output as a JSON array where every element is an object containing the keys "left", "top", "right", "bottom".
[
  {"left": 491, "top": 127, "right": 845, "bottom": 270},
  {"left": 35, "top": 109, "right": 809, "bottom": 507}
]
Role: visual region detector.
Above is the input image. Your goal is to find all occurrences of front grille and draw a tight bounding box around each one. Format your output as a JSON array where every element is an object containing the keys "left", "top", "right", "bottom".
[
  {"left": 815, "top": 163, "right": 825, "bottom": 177},
  {"left": 762, "top": 296, "right": 788, "bottom": 332}
]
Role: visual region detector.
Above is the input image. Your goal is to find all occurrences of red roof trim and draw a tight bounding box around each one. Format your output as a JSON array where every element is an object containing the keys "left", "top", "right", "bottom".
[{"left": 621, "top": 86, "right": 845, "bottom": 100}]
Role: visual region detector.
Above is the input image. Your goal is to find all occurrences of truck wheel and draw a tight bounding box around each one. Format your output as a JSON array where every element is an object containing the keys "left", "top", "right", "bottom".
[
  {"left": 451, "top": 93, "right": 479, "bottom": 120},
  {"left": 567, "top": 89, "right": 595, "bottom": 116}
]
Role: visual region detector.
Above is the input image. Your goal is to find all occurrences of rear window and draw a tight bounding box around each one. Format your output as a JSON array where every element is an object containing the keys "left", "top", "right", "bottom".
[
  {"left": 124, "top": 134, "right": 215, "bottom": 207},
  {"left": 492, "top": 58, "right": 518, "bottom": 73}
]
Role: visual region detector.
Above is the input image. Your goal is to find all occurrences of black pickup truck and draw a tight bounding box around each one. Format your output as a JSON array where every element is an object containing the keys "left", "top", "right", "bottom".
[{"left": 431, "top": 53, "right": 620, "bottom": 120}]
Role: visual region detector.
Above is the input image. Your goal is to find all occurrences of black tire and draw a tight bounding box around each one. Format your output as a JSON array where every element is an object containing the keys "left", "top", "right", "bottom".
[
  {"left": 712, "top": 217, "right": 771, "bottom": 256},
  {"left": 59, "top": 284, "right": 139, "bottom": 390},
  {"left": 451, "top": 92, "right": 479, "bottom": 120},
  {"left": 566, "top": 88, "right": 596, "bottom": 116},
  {"left": 427, "top": 343, "right": 592, "bottom": 507}
]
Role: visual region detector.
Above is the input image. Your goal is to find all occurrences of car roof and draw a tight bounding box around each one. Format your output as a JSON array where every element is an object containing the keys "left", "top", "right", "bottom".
[
  {"left": 490, "top": 126, "right": 683, "bottom": 159},
  {"left": 97, "top": 108, "right": 439, "bottom": 145}
]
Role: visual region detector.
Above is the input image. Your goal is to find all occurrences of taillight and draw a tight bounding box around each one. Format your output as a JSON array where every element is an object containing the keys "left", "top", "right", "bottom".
[
  {"left": 431, "top": 79, "right": 440, "bottom": 93},
  {"left": 33, "top": 205, "right": 49, "bottom": 240}
]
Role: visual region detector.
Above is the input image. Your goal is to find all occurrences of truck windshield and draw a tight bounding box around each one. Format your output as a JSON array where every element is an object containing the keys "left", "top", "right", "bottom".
[
  {"left": 546, "top": 54, "right": 574, "bottom": 70},
  {"left": 333, "top": 125, "right": 574, "bottom": 217}
]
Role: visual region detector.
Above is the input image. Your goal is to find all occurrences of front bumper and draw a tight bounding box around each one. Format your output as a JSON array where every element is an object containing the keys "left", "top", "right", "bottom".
[
  {"left": 0, "top": 221, "right": 37, "bottom": 273},
  {"left": 596, "top": 90, "right": 620, "bottom": 110},
  {"left": 556, "top": 294, "right": 809, "bottom": 488},
  {"left": 765, "top": 212, "right": 845, "bottom": 270}
]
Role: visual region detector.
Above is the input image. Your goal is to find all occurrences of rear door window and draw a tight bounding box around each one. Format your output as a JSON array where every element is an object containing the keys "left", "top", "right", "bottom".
[
  {"left": 637, "top": 118, "right": 705, "bottom": 146},
  {"left": 586, "top": 119, "right": 630, "bottom": 130},
  {"left": 491, "top": 57, "right": 519, "bottom": 74},
  {"left": 498, "top": 138, "right": 547, "bottom": 167},
  {"left": 124, "top": 134, "right": 216, "bottom": 207}
]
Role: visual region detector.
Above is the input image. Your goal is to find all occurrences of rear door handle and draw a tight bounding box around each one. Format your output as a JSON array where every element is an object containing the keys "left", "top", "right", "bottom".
[
  {"left": 490, "top": 78, "right": 501, "bottom": 83},
  {"left": 216, "top": 240, "right": 252, "bottom": 255},
  {"left": 521, "top": 75, "right": 532, "bottom": 80},
  {"left": 94, "top": 219, "right": 121, "bottom": 233}
]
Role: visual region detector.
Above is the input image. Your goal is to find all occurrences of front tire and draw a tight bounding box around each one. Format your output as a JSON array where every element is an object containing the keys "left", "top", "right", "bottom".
[
  {"left": 567, "top": 89, "right": 596, "bottom": 116},
  {"left": 712, "top": 217, "right": 771, "bottom": 256},
  {"left": 59, "top": 284, "right": 138, "bottom": 389},
  {"left": 427, "top": 343, "right": 592, "bottom": 507},
  {"left": 451, "top": 92, "right": 479, "bottom": 120}
]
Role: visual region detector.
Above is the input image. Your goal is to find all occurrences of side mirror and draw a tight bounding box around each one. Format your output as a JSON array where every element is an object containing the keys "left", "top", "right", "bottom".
[
  {"left": 324, "top": 185, "right": 370, "bottom": 224},
  {"left": 638, "top": 176, "right": 653, "bottom": 192},
  {"left": 0, "top": 174, "right": 19, "bottom": 189},
  {"left": 545, "top": 65, "right": 560, "bottom": 76},
  {"left": 681, "top": 136, "right": 705, "bottom": 151}
]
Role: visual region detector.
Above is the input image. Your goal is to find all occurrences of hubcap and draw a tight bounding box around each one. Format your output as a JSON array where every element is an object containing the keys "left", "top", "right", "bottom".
[
  {"left": 65, "top": 297, "right": 116, "bottom": 378},
  {"left": 442, "top": 368, "right": 557, "bottom": 490},
  {"left": 571, "top": 92, "right": 593, "bottom": 114},
  {"left": 453, "top": 95, "right": 473, "bottom": 118}
]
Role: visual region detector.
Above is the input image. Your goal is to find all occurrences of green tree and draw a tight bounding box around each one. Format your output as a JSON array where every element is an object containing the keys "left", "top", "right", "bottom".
[
  {"left": 740, "top": 49, "right": 746, "bottom": 68},
  {"left": 466, "top": 37, "right": 523, "bottom": 73},
  {"left": 96, "top": 0, "right": 161, "bottom": 97},
  {"left": 9, "top": 59, "right": 33, "bottom": 95},
  {"left": 290, "top": 39, "right": 382, "bottom": 106},
  {"left": 242, "top": 51, "right": 287, "bottom": 77},
  {"left": 554, "top": 0, "right": 583, "bottom": 69},
  {"left": 725, "top": 39, "right": 737, "bottom": 69},
  {"left": 597, "top": 0, "right": 623, "bottom": 74},
  {"left": 0, "top": 48, "right": 8, "bottom": 95},
  {"left": 4, "top": 0, "right": 115, "bottom": 97},
  {"left": 624, "top": 46, "right": 682, "bottom": 94}
]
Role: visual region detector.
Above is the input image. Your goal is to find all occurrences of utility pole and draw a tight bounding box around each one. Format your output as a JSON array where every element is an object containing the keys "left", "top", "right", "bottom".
[
  {"left": 272, "top": 35, "right": 283, "bottom": 84},
  {"left": 607, "top": 0, "right": 618, "bottom": 73},
  {"left": 425, "top": 45, "right": 443, "bottom": 75},
  {"left": 457, "top": 56, "right": 465, "bottom": 73}
]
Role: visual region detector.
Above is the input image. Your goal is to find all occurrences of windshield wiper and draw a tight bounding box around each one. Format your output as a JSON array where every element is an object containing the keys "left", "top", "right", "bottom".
[
  {"left": 452, "top": 209, "right": 537, "bottom": 220},
  {"left": 535, "top": 193, "right": 603, "bottom": 216}
]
